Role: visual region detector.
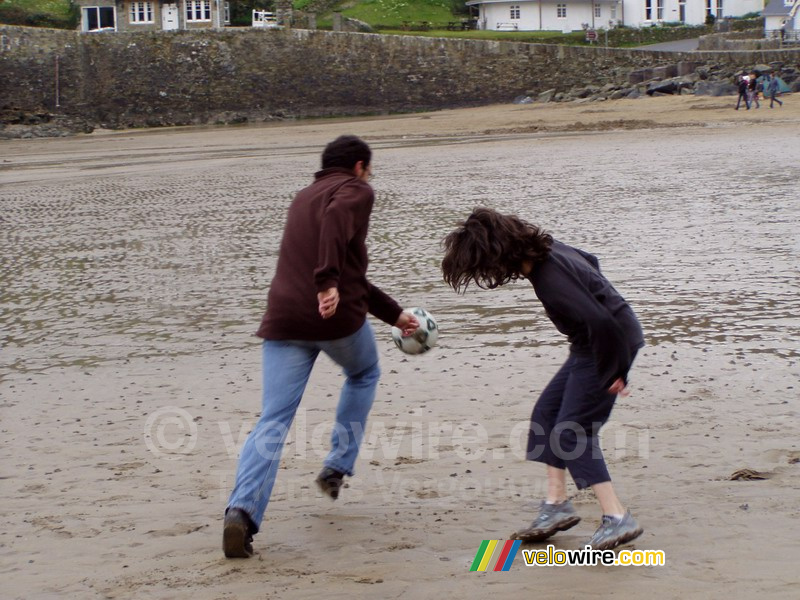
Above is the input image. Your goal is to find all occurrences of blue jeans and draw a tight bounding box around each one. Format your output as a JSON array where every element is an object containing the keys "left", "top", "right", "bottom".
[{"left": 226, "top": 320, "right": 380, "bottom": 531}]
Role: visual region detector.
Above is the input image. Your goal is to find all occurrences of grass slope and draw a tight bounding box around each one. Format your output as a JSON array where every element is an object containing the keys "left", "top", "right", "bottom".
[
  {"left": 5, "top": 0, "right": 73, "bottom": 18},
  {"left": 0, "top": 0, "right": 77, "bottom": 28},
  {"left": 339, "top": 0, "right": 458, "bottom": 28}
]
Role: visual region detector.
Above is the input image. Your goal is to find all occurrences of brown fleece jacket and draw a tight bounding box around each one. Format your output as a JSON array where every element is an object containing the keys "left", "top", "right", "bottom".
[{"left": 256, "top": 167, "right": 402, "bottom": 340}]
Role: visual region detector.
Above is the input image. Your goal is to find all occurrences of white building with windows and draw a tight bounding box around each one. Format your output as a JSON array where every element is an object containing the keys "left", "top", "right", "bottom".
[
  {"left": 466, "top": 0, "right": 764, "bottom": 31},
  {"left": 762, "top": 0, "right": 800, "bottom": 36},
  {"left": 74, "top": 1, "right": 230, "bottom": 33}
]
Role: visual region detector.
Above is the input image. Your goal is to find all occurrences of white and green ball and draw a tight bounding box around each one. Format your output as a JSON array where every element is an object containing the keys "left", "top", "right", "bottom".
[{"left": 392, "top": 307, "right": 439, "bottom": 355}]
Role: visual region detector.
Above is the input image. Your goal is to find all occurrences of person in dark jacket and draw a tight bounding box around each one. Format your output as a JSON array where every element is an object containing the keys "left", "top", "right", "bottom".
[
  {"left": 747, "top": 72, "right": 761, "bottom": 109},
  {"left": 736, "top": 74, "right": 750, "bottom": 110},
  {"left": 441, "top": 207, "right": 645, "bottom": 551},
  {"left": 223, "top": 135, "right": 419, "bottom": 558}
]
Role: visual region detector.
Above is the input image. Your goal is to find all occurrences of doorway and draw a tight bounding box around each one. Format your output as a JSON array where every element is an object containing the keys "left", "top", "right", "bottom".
[{"left": 162, "top": 3, "right": 179, "bottom": 30}]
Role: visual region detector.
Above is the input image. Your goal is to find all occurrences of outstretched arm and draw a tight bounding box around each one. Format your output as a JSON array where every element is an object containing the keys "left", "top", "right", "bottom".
[{"left": 393, "top": 311, "right": 419, "bottom": 336}]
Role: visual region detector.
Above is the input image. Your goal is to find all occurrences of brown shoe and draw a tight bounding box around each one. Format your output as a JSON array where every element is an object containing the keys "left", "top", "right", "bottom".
[
  {"left": 223, "top": 508, "right": 255, "bottom": 558},
  {"left": 315, "top": 467, "right": 345, "bottom": 500}
]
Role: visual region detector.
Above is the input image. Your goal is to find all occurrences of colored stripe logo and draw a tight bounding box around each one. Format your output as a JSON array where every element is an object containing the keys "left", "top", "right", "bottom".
[{"left": 470, "top": 540, "right": 521, "bottom": 572}]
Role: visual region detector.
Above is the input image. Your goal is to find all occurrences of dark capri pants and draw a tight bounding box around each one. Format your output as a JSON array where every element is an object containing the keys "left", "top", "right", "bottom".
[{"left": 526, "top": 350, "right": 637, "bottom": 489}]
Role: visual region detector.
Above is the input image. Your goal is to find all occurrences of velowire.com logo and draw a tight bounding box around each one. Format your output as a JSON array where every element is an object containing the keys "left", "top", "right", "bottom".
[
  {"left": 470, "top": 540, "right": 666, "bottom": 570},
  {"left": 470, "top": 540, "right": 521, "bottom": 572}
]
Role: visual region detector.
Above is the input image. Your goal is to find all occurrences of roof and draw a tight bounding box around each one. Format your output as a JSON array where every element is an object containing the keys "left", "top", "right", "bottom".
[{"left": 762, "top": 0, "right": 794, "bottom": 17}]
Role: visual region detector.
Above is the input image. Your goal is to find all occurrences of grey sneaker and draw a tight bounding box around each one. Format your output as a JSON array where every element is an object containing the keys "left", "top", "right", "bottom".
[
  {"left": 512, "top": 500, "right": 581, "bottom": 542},
  {"left": 587, "top": 511, "right": 643, "bottom": 550}
]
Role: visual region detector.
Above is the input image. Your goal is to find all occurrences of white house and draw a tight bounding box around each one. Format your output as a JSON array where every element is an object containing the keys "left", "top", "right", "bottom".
[
  {"left": 465, "top": 0, "right": 765, "bottom": 31},
  {"left": 762, "top": 0, "right": 799, "bottom": 37},
  {"left": 74, "top": 1, "right": 230, "bottom": 33}
]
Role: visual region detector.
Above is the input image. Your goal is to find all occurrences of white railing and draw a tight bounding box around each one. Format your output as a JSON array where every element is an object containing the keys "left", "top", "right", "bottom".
[
  {"left": 252, "top": 10, "right": 280, "bottom": 29},
  {"left": 766, "top": 29, "right": 799, "bottom": 44}
]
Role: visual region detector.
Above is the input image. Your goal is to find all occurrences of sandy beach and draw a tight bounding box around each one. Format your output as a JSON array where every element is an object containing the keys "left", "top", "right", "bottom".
[{"left": 1, "top": 94, "right": 799, "bottom": 599}]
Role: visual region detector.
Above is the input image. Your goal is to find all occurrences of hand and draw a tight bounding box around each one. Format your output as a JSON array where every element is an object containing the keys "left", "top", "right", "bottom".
[
  {"left": 394, "top": 311, "right": 419, "bottom": 337},
  {"left": 608, "top": 378, "right": 630, "bottom": 397},
  {"left": 317, "top": 287, "right": 339, "bottom": 319}
]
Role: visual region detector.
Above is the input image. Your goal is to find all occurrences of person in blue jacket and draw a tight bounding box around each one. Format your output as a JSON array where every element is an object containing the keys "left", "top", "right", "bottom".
[
  {"left": 441, "top": 207, "right": 645, "bottom": 550},
  {"left": 767, "top": 72, "right": 784, "bottom": 108}
]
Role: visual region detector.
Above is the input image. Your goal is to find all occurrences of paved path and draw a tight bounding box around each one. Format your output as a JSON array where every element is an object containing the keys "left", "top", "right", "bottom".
[{"left": 635, "top": 37, "right": 700, "bottom": 51}]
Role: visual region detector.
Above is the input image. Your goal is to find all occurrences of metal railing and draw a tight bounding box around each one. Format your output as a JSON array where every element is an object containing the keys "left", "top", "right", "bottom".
[{"left": 765, "top": 29, "right": 800, "bottom": 45}]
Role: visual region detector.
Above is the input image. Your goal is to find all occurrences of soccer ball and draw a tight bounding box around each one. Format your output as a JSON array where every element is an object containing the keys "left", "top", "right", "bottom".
[{"left": 392, "top": 307, "right": 439, "bottom": 355}]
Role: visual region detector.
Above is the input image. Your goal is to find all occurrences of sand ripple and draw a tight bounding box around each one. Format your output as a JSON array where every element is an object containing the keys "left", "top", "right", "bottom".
[{"left": 1, "top": 126, "right": 798, "bottom": 374}]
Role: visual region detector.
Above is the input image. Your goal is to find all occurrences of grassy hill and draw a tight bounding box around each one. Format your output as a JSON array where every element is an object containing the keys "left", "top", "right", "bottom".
[
  {"left": 297, "top": 0, "right": 587, "bottom": 41},
  {"left": 0, "top": 0, "right": 78, "bottom": 29},
  {"left": 0, "top": 0, "right": 712, "bottom": 47},
  {"left": 336, "top": 0, "right": 461, "bottom": 29},
  {"left": 297, "top": 0, "right": 707, "bottom": 46}
]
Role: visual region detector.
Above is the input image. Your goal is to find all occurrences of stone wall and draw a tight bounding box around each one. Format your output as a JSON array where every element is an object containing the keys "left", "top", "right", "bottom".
[
  {"left": 698, "top": 31, "right": 784, "bottom": 51},
  {"left": 2, "top": 25, "right": 800, "bottom": 133}
]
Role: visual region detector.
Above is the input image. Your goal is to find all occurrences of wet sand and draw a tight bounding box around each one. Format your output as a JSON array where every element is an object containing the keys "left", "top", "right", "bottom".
[{"left": 1, "top": 95, "right": 799, "bottom": 599}]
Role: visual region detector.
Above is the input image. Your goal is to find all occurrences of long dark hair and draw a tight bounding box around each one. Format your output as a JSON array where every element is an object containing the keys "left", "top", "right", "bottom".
[{"left": 441, "top": 207, "right": 553, "bottom": 292}]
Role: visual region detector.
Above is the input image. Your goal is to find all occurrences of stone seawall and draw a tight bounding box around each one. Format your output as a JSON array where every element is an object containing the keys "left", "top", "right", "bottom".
[{"left": 2, "top": 25, "right": 799, "bottom": 132}]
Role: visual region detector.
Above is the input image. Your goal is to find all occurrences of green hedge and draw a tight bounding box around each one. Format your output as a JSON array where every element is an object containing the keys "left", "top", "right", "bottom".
[
  {"left": 730, "top": 17, "right": 763, "bottom": 32},
  {"left": 374, "top": 25, "right": 710, "bottom": 48},
  {"left": 513, "top": 26, "right": 710, "bottom": 47},
  {"left": 601, "top": 24, "right": 710, "bottom": 47}
]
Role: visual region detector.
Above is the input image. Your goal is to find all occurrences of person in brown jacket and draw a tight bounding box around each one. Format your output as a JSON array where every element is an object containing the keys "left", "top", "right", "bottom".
[{"left": 223, "top": 135, "right": 419, "bottom": 558}]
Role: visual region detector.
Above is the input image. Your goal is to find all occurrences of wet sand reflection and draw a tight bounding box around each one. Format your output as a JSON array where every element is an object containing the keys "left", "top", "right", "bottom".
[{"left": 1, "top": 126, "right": 798, "bottom": 374}]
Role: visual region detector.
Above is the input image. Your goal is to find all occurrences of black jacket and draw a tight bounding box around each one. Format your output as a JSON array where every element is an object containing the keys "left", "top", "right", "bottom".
[{"left": 528, "top": 240, "right": 644, "bottom": 388}]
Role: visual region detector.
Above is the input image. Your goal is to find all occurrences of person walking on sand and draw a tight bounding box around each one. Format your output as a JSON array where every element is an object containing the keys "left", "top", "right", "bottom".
[
  {"left": 735, "top": 74, "right": 750, "bottom": 110},
  {"left": 748, "top": 72, "right": 760, "bottom": 109},
  {"left": 222, "top": 135, "right": 419, "bottom": 558},
  {"left": 441, "top": 208, "right": 645, "bottom": 551},
  {"left": 767, "top": 72, "right": 783, "bottom": 108}
]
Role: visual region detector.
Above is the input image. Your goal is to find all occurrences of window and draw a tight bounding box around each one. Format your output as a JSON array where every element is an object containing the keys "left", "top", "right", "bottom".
[
  {"left": 657, "top": 0, "right": 664, "bottom": 19},
  {"left": 645, "top": 0, "right": 652, "bottom": 21},
  {"left": 611, "top": 6, "right": 617, "bottom": 20},
  {"left": 557, "top": 4, "right": 566, "bottom": 18},
  {"left": 84, "top": 6, "right": 116, "bottom": 31},
  {"left": 510, "top": 5, "right": 520, "bottom": 19},
  {"left": 706, "top": 0, "right": 713, "bottom": 17},
  {"left": 224, "top": 2, "right": 231, "bottom": 24},
  {"left": 716, "top": 0, "right": 723, "bottom": 17},
  {"left": 129, "top": 2, "right": 154, "bottom": 24},
  {"left": 595, "top": 5, "right": 601, "bottom": 18},
  {"left": 186, "top": 0, "right": 211, "bottom": 22}
]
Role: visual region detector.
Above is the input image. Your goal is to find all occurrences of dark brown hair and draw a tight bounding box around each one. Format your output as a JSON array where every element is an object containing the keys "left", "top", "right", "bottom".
[
  {"left": 321, "top": 135, "right": 371, "bottom": 170},
  {"left": 441, "top": 207, "right": 553, "bottom": 292}
]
